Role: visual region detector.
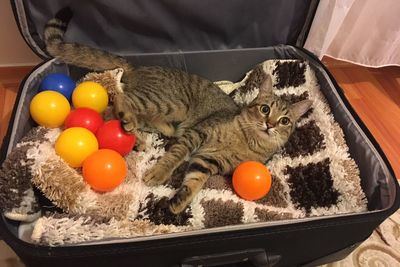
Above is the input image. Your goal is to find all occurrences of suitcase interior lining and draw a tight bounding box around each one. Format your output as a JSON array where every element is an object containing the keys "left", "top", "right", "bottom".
[{"left": 4, "top": 46, "right": 396, "bottom": 244}]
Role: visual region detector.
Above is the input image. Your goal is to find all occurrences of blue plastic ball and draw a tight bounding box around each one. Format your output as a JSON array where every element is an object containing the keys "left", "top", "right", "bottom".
[{"left": 39, "top": 73, "right": 76, "bottom": 101}]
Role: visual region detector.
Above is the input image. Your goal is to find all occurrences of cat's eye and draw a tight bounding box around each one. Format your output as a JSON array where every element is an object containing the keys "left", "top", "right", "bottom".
[
  {"left": 260, "top": 105, "right": 270, "bottom": 115},
  {"left": 280, "top": 117, "right": 290, "bottom": 125}
]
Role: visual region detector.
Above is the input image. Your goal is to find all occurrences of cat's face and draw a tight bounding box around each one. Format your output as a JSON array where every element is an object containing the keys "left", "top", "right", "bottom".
[
  {"left": 247, "top": 96, "right": 295, "bottom": 139},
  {"left": 242, "top": 76, "right": 312, "bottom": 145}
]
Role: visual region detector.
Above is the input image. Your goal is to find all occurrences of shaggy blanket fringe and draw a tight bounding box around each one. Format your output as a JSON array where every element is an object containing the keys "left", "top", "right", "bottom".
[{"left": 0, "top": 59, "right": 367, "bottom": 246}]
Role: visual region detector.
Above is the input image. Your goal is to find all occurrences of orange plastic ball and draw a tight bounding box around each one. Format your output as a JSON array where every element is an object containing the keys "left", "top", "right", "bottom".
[
  {"left": 82, "top": 149, "right": 127, "bottom": 192},
  {"left": 232, "top": 161, "right": 272, "bottom": 201}
]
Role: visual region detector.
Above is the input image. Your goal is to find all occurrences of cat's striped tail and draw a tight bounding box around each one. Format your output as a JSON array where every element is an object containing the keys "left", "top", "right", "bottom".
[{"left": 44, "top": 7, "right": 133, "bottom": 72}]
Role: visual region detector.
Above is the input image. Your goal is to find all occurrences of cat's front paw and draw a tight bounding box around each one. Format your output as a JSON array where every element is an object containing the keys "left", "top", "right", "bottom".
[
  {"left": 143, "top": 165, "right": 172, "bottom": 186},
  {"left": 120, "top": 116, "right": 136, "bottom": 133},
  {"left": 113, "top": 94, "right": 138, "bottom": 134}
]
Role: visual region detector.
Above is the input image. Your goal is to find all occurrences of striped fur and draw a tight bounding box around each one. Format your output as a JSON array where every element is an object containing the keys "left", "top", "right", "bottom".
[{"left": 44, "top": 9, "right": 311, "bottom": 214}]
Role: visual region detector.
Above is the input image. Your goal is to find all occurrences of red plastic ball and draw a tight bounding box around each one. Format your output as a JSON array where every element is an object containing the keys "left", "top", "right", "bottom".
[
  {"left": 96, "top": 120, "right": 136, "bottom": 156},
  {"left": 64, "top": 108, "right": 104, "bottom": 134},
  {"left": 82, "top": 149, "right": 127, "bottom": 192},
  {"left": 232, "top": 161, "right": 272, "bottom": 201}
]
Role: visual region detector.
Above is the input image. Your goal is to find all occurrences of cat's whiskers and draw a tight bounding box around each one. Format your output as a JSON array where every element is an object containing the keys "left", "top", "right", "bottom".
[
  {"left": 239, "top": 122, "right": 260, "bottom": 127},
  {"left": 273, "top": 133, "right": 285, "bottom": 148},
  {"left": 238, "top": 122, "right": 263, "bottom": 131},
  {"left": 240, "top": 125, "right": 258, "bottom": 131}
]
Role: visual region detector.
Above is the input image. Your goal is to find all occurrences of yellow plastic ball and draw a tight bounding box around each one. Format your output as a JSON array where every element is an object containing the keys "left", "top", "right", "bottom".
[
  {"left": 55, "top": 127, "right": 99, "bottom": 168},
  {"left": 29, "top": 91, "right": 70, "bottom": 128},
  {"left": 72, "top": 81, "right": 109, "bottom": 113}
]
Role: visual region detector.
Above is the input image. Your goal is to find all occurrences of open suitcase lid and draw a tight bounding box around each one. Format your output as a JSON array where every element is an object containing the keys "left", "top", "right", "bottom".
[{"left": 11, "top": 0, "right": 319, "bottom": 58}]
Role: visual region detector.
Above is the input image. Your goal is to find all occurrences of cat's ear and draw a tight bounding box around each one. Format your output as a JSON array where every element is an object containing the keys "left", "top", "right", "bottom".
[
  {"left": 291, "top": 100, "right": 313, "bottom": 119},
  {"left": 257, "top": 75, "right": 273, "bottom": 100}
]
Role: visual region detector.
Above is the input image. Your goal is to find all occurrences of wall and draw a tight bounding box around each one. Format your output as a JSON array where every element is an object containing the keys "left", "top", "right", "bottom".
[{"left": 0, "top": 1, "right": 41, "bottom": 67}]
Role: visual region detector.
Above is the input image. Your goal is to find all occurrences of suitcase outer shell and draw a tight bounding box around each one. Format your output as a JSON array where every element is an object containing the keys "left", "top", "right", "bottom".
[
  {"left": 1, "top": 45, "right": 399, "bottom": 267},
  {"left": 1, "top": 1, "right": 399, "bottom": 266}
]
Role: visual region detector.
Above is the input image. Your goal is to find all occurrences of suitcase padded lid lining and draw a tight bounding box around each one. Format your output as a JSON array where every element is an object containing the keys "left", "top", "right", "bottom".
[{"left": 13, "top": 0, "right": 318, "bottom": 58}]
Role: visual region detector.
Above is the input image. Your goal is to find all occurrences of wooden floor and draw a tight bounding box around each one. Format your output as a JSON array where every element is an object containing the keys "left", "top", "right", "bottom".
[
  {"left": 0, "top": 66, "right": 33, "bottom": 145},
  {"left": 322, "top": 57, "right": 400, "bottom": 179}
]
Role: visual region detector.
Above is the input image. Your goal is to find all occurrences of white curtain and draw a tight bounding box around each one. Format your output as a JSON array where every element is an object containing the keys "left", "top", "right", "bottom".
[{"left": 304, "top": 0, "right": 400, "bottom": 67}]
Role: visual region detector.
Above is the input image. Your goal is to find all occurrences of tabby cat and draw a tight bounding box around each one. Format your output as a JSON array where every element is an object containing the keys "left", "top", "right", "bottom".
[
  {"left": 144, "top": 78, "right": 311, "bottom": 213},
  {"left": 44, "top": 8, "right": 312, "bottom": 214}
]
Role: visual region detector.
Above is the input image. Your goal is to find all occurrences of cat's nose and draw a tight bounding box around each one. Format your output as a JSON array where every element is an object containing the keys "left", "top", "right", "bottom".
[{"left": 266, "top": 122, "right": 274, "bottom": 129}]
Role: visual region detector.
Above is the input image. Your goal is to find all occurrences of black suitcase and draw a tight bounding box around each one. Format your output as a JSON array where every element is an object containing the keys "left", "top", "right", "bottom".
[{"left": 1, "top": 0, "right": 399, "bottom": 266}]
